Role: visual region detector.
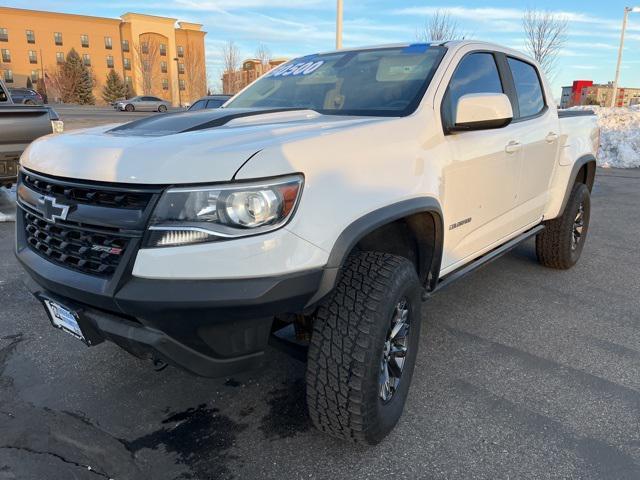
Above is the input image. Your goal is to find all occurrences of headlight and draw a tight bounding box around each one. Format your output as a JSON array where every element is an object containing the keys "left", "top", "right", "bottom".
[{"left": 145, "top": 174, "right": 303, "bottom": 247}]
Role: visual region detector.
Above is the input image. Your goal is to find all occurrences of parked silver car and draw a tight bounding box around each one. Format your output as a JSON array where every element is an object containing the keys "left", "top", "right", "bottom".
[{"left": 114, "top": 96, "right": 170, "bottom": 113}]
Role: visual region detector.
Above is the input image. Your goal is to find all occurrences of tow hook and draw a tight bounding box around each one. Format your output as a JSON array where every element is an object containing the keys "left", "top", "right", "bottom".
[{"left": 152, "top": 358, "right": 168, "bottom": 372}]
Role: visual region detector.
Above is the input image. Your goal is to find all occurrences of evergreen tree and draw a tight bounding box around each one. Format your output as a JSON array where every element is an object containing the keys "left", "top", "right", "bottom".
[
  {"left": 58, "top": 48, "right": 95, "bottom": 104},
  {"left": 102, "top": 69, "right": 126, "bottom": 103}
]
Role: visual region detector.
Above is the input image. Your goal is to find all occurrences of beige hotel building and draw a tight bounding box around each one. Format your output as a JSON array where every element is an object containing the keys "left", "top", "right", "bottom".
[{"left": 0, "top": 6, "right": 207, "bottom": 105}]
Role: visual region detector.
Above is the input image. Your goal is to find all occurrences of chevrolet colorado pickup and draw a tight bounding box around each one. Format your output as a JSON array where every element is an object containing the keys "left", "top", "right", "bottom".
[
  {"left": 0, "top": 79, "right": 63, "bottom": 187},
  {"left": 16, "top": 41, "right": 598, "bottom": 444}
]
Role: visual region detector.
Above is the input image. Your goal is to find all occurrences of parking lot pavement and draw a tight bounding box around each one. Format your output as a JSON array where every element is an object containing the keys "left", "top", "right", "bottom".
[
  {"left": 1, "top": 169, "right": 639, "bottom": 480},
  {"left": 52, "top": 105, "right": 178, "bottom": 131}
]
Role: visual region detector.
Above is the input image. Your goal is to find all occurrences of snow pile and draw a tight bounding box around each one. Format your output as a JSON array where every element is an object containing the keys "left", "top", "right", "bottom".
[
  {"left": 571, "top": 106, "right": 640, "bottom": 168},
  {"left": 0, "top": 186, "right": 16, "bottom": 222}
]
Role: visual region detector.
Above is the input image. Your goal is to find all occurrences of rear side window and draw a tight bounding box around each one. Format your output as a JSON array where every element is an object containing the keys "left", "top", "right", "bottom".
[
  {"left": 507, "top": 57, "right": 545, "bottom": 118},
  {"left": 444, "top": 52, "right": 503, "bottom": 125},
  {"left": 206, "top": 99, "right": 225, "bottom": 108},
  {"left": 0, "top": 84, "right": 7, "bottom": 102},
  {"left": 189, "top": 100, "right": 206, "bottom": 111}
]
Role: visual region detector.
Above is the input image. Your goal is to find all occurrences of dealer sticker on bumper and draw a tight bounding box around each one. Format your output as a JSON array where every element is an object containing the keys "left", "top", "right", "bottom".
[{"left": 43, "top": 299, "right": 85, "bottom": 342}]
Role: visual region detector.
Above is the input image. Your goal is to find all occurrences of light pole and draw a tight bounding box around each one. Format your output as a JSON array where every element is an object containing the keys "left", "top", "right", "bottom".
[
  {"left": 336, "top": 0, "right": 343, "bottom": 49},
  {"left": 611, "top": 6, "right": 640, "bottom": 107},
  {"left": 173, "top": 57, "right": 182, "bottom": 108}
]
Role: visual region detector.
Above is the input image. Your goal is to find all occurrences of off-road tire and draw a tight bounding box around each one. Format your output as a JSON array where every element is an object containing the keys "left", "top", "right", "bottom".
[
  {"left": 306, "top": 251, "right": 422, "bottom": 445},
  {"left": 125, "top": 104, "right": 134, "bottom": 112},
  {"left": 536, "top": 182, "right": 591, "bottom": 269}
]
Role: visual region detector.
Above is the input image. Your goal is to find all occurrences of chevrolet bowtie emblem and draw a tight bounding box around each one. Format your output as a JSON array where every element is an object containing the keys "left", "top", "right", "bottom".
[{"left": 38, "top": 195, "right": 71, "bottom": 223}]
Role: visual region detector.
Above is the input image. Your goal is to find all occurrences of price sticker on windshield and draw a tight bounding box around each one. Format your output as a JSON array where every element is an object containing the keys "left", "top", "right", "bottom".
[{"left": 269, "top": 60, "right": 325, "bottom": 78}]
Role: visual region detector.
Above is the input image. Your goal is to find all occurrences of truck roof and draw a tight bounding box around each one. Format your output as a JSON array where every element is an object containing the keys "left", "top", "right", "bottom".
[{"left": 310, "top": 40, "right": 538, "bottom": 68}]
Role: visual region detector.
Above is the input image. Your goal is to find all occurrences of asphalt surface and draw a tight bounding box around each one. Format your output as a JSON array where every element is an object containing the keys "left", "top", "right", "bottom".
[
  {"left": 52, "top": 105, "right": 179, "bottom": 131},
  {"left": 1, "top": 168, "right": 639, "bottom": 479}
]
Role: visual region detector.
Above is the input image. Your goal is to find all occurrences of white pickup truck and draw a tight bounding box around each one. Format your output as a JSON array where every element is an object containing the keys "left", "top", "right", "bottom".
[{"left": 16, "top": 41, "right": 598, "bottom": 444}]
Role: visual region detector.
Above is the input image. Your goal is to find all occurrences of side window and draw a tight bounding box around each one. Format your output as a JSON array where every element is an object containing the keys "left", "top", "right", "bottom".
[
  {"left": 190, "top": 100, "right": 206, "bottom": 111},
  {"left": 507, "top": 57, "right": 545, "bottom": 118},
  {"left": 444, "top": 52, "right": 503, "bottom": 126},
  {"left": 0, "top": 84, "right": 7, "bottom": 102},
  {"left": 206, "top": 99, "right": 225, "bottom": 108}
]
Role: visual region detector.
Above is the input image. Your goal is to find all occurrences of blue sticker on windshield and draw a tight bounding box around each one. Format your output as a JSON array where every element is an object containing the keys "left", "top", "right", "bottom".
[
  {"left": 269, "top": 60, "right": 325, "bottom": 77},
  {"left": 402, "top": 43, "right": 430, "bottom": 54}
]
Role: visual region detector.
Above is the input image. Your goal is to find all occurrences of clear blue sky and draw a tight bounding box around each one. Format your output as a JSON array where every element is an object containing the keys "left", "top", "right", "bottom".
[{"left": 5, "top": 0, "right": 640, "bottom": 97}]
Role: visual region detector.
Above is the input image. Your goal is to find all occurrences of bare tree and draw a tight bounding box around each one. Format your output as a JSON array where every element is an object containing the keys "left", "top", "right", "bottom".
[
  {"left": 522, "top": 9, "right": 568, "bottom": 78},
  {"left": 221, "top": 40, "right": 241, "bottom": 94},
  {"left": 133, "top": 35, "right": 161, "bottom": 95},
  {"left": 183, "top": 39, "right": 207, "bottom": 102},
  {"left": 255, "top": 43, "right": 272, "bottom": 67},
  {"left": 419, "top": 9, "right": 465, "bottom": 42}
]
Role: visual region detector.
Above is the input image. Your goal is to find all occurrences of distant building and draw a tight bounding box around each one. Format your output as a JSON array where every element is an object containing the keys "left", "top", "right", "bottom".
[
  {"left": 560, "top": 79, "right": 640, "bottom": 108},
  {"left": 0, "top": 6, "right": 206, "bottom": 106},
  {"left": 222, "top": 57, "right": 287, "bottom": 94}
]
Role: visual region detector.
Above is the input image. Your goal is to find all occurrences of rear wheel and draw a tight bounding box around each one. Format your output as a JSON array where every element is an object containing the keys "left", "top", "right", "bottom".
[
  {"left": 124, "top": 104, "right": 134, "bottom": 112},
  {"left": 306, "top": 251, "right": 422, "bottom": 445},
  {"left": 158, "top": 104, "right": 167, "bottom": 113},
  {"left": 536, "top": 183, "right": 591, "bottom": 269},
  {"left": 25, "top": 99, "right": 36, "bottom": 105}
]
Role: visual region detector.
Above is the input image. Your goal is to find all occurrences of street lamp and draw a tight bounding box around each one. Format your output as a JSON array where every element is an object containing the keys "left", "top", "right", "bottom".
[
  {"left": 336, "top": 0, "right": 343, "bottom": 49},
  {"left": 611, "top": 6, "right": 640, "bottom": 107},
  {"left": 173, "top": 57, "right": 182, "bottom": 108}
]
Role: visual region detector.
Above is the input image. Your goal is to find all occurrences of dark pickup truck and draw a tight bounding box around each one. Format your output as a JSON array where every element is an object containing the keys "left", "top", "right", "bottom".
[{"left": 0, "top": 79, "right": 63, "bottom": 187}]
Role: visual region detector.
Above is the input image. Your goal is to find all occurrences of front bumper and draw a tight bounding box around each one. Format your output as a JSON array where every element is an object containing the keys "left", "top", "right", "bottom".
[{"left": 20, "top": 243, "right": 323, "bottom": 377}]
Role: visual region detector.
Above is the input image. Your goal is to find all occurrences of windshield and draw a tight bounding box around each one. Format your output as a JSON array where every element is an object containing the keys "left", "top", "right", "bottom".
[{"left": 226, "top": 45, "right": 446, "bottom": 117}]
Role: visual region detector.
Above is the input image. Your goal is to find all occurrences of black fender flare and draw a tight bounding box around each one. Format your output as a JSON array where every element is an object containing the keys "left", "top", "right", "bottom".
[
  {"left": 558, "top": 154, "right": 597, "bottom": 217},
  {"left": 305, "top": 197, "right": 444, "bottom": 307}
]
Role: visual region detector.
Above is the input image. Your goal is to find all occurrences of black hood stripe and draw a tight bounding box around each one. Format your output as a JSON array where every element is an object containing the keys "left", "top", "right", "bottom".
[{"left": 107, "top": 108, "right": 308, "bottom": 136}]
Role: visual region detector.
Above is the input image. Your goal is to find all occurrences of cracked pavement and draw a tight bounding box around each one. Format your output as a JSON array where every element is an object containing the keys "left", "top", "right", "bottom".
[{"left": 1, "top": 169, "right": 639, "bottom": 479}]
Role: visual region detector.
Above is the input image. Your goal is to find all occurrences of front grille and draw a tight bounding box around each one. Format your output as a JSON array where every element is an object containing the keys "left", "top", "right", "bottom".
[
  {"left": 22, "top": 172, "right": 152, "bottom": 210},
  {"left": 24, "top": 212, "right": 129, "bottom": 277}
]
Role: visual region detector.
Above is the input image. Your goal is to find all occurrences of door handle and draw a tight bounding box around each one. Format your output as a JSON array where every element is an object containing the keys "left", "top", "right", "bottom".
[
  {"left": 505, "top": 141, "right": 522, "bottom": 154},
  {"left": 545, "top": 132, "right": 559, "bottom": 143}
]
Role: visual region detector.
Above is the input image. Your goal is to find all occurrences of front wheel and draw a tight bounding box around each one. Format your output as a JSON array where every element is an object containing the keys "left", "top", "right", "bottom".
[
  {"left": 306, "top": 251, "right": 422, "bottom": 445},
  {"left": 536, "top": 182, "right": 591, "bottom": 269},
  {"left": 124, "top": 104, "right": 134, "bottom": 112}
]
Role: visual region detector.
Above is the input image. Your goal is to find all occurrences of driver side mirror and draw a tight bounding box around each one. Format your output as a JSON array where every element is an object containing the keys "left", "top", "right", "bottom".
[{"left": 451, "top": 93, "right": 513, "bottom": 132}]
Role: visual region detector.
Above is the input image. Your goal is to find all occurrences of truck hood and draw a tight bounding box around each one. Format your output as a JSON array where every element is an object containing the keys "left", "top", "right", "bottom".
[{"left": 21, "top": 109, "right": 384, "bottom": 184}]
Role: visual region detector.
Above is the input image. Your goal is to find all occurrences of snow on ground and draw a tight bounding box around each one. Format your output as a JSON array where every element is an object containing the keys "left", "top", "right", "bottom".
[
  {"left": 571, "top": 105, "right": 640, "bottom": 169},
  {"left": 0, "top": 186, "right": 16, "bottom": 222}
]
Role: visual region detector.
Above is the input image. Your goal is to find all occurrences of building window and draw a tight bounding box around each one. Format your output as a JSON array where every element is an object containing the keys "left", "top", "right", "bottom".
[
  {"left": 141, "top": 42, "right": 148, "bottom": 54},
  {"left": 82, "top": 53, "right": 91, "bottom": 66},
  {"left": 106, "top": 55, "right": 114, "bottom": 68},
  {"left": 56, "top": 52, "right": 64, "bottom": 64},
  {"left": 26, "top": 30, "right": 35, "bottom": 44},
  {"left": 1, "top": 49, "right": 10, "bottom": 63},
  {"left": 177, "top": 45, "right": 184, "bottom": 58},
  {"left": 123, "top": 58, "right": 131, "bottom": 70},
  {"left": 178, "top": 62, "right": 185, "bottom": 74},
  {"left": 179, "top": 79, "right": 185, "bottom": 91},
  {"left": 0, "top": 28, "right": 7, "bottom": 42},
  {"left": 81, "top": 34, "right": 89, "bottom": 48},
  {"left": 162, "top": 78, "right": 168, "bottom": 90},
  {"left": 54, "top": 32, "right": 63, "bottom": 46},
  {"left": 122, "top": 40, "right": 130, "bottom": 52},
  {"left": 3, "top": 69, "right": 13, "bottom": 83},
  {"left": 125, "top": 75, "right": 132, "bottom": 86},
  {"left": 28, "top": 50, "right": 37, "bottom": 64},
  {"left": 104, "top": 36, "right": 112, "bottom": 50},
  {"left": 31, "top": 70, "right": 39, "bottom": 82},
  {"left": 160, "top": 61, "right": 167, "bottom": 73},
  {"left": 159, "top": 43, "right": 167, "bottom": 56}
]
